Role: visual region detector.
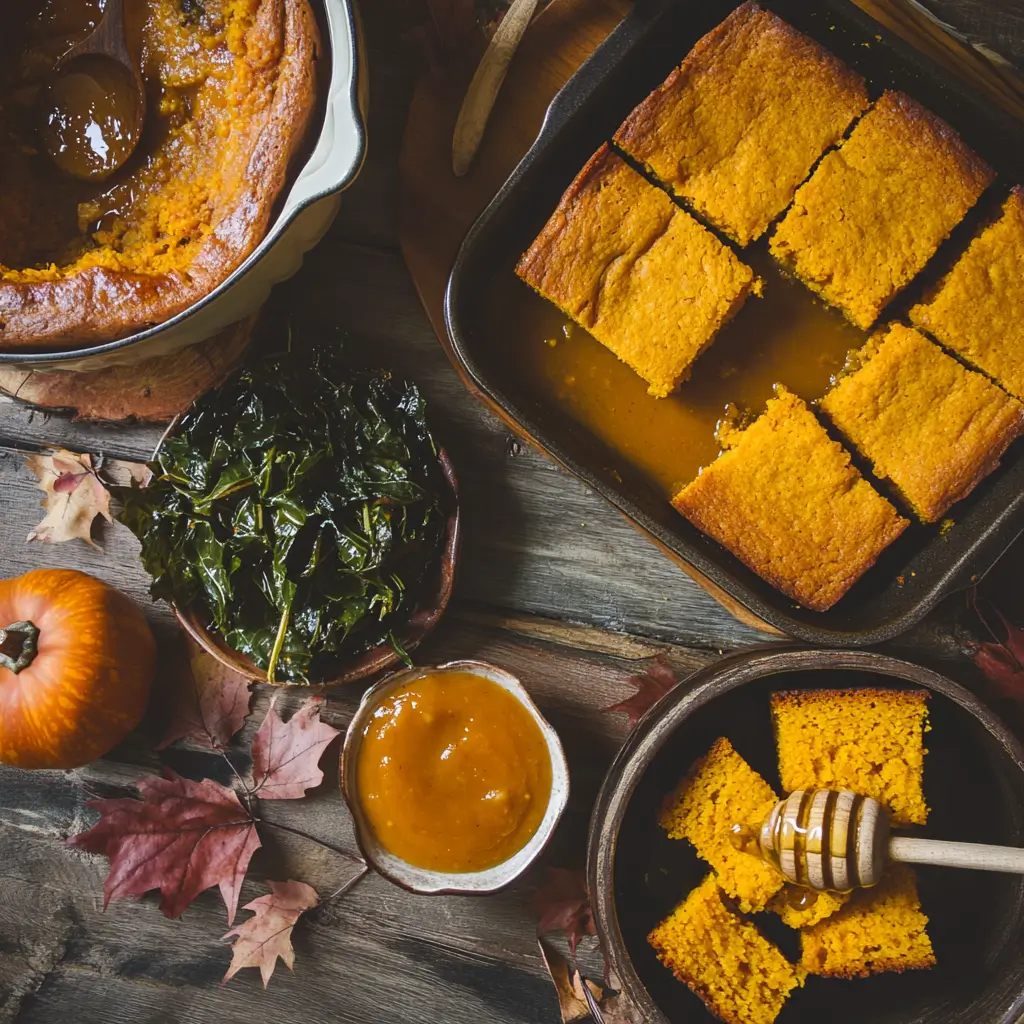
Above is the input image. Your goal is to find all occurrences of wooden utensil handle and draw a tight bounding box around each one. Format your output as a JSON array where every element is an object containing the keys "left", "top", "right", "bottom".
[
  {"left": 452, "top": 0, "right": 541, "bottom": 176},
  {"left": 889, "top": 836, "right": 1024, "bottom": 874}
]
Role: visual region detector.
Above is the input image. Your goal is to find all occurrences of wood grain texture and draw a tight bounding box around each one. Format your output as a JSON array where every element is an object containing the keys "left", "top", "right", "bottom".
[{"left": 0, "top": 0, "right": 1021, "bottom": 1021}]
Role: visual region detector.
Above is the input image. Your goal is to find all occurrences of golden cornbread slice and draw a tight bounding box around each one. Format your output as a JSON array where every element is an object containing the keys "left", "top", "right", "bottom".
[
  {"left": 516, "top": 145, "right": 761, "bottom": 398},
  {"left": 911, "top": 187, "right": 1024, "bottom": 400},
  {"left": 771, "top": 91, "right": 995, "bottom": 329},
  {"left": 615, "top": 2, "right": 868, "bottom": 245},
  {"left": 821, "top": 325, "right": 1024, "bottom": 523},
  {"left": 659, "top": 737, "right": 782, "bottom": 912},
  {"left": 770, "top": 687, "right": 929, "bottom": 826},
  {"left": 800, "top": 864, "right": 935, "bottom": 978},
  {"left": 649, "top": 874, "right": 804, "bottom": 1024},
  {"left": 672, "top": 386, "right": 908, "bottom": 612},
  {"left": 769, "top": 886, "right": 850, "bottom": 929}
]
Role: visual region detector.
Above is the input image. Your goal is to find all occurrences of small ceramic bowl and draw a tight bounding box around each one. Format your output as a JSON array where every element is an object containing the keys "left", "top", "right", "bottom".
[
  {"left": 341, "top": 660, "right": 571, "bottom": 894},
  {"left": 176, "top": 449, "right": 460, "bottom": 687},
  {"left": 587, "top": 648, "right": 1024, "bottom": 1024}
]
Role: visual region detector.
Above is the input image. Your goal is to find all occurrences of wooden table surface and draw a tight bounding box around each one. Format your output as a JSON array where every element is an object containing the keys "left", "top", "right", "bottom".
[{"left": 2, "top": 1, "right": 1023, "bottom": 1022}]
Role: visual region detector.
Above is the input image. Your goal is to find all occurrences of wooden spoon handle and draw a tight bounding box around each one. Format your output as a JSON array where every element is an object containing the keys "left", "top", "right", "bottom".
[
  {"left": 452, "top": 0, "right": 541, "bottom": 177},
  {"left": 889, "top": 836, "right": 1024, "bottom": 874}
]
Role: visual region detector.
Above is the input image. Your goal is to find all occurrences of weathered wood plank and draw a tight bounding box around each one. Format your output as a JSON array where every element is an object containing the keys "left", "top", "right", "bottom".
[
  {"left": 0, "top": 618, "right": 709, "bottom": 1024},
  {"left": 0, "top": 251, "right": 770, "bottom": 653}
]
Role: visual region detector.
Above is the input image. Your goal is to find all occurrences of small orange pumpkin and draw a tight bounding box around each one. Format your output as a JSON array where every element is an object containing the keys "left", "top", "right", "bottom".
[{"left": 0, "top": 569, "right": 156, "bottom": 769}]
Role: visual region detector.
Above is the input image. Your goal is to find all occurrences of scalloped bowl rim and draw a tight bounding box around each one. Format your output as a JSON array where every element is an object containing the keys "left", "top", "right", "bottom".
[{"left": 341, "top": 660, "right": 571, "bottom": 895}]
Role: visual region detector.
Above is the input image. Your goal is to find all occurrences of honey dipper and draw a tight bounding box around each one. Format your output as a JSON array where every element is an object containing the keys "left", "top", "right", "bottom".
[{"left": 756, "top": 789, "right": 1024, "bottom": 891}]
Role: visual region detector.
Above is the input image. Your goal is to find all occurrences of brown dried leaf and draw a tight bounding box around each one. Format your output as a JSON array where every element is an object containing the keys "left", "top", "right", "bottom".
[
  {"left": 602, "top": 655, "right": 678, "bottom": 727},
  {"left": 66, "top": 769, "right": 260, "bottom": 925},
  {"left": 250, "top": 699, "right": 341, "bottom": 800},
  {"left": 223, "top": 879, "right": 319, "bottom": 987},
  {"left": 26, "top": 449, "right": 112, "bottom": 547},
  {"left": 156, "top": 634, "right": 253, "bottom": 751},
  {"left": 537, "top": 937, "right": 596, "bottom": 1023},
  {"left": 531, "top": 867, "right": 595, "bottom": 956}
]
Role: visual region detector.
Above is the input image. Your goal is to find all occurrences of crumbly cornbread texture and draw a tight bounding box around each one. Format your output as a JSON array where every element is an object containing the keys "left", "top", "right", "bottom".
[
  {"left": 515, "top": 144, "right": 760, "bottom": 398},
  {"left": 672, "top": 386, "right": 908, "bottom": 611},
  {"left": 659, "top": 737, "right": 782, "bottom": 912},
  {"left": 770, "top": 91, "right": 994, "bottom": 329},
  {"left": 911, "top": 187, "right": 1024, "bottom": 400},
  {"left": 769, "top": 886, "right": 850, "bottom": 929},
  {"left": 614, "top": 2, "right": 868, "bottom": 245},
  {"left": 821, "top": 324, "right": 1024, "bottom": 523},
  {"left": 648, "top": 875, "right": 804, "bottom": 1024},
  {"left": 800, "top": 864, "right": 935, "bottom": 978},
  {"left": 771, "top": 687, "right": 930, "bottom": 826}
]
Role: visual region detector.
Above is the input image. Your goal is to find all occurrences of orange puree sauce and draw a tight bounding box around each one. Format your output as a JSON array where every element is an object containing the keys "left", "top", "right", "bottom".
[{"left": 356, "top": 671, "right": 553, "bottom": 873}]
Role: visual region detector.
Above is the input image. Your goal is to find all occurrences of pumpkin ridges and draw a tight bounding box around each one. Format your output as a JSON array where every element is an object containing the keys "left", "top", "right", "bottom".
[{"left": 0, "top": 569, "right": 156, "bottom": 769}]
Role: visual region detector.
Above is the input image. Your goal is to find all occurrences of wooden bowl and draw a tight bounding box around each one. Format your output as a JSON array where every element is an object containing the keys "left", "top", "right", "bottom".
[
  {"left": 175, "top": 448, "right": 460, "bottom": 686},
  {"left": 340, "top": 660, "right": 570, "bottom": 894},
  {"left": 587, "top": 648, "right": 1024, "bottom": 1024}
]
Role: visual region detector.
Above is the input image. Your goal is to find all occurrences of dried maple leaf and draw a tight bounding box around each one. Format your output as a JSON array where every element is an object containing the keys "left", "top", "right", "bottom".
[
  {"left": 531, "top": 867, "right": 595, "bottom": 956},
  {"left": 66, "top": 769, "right": 260, "bottom": 925},
  {"left": 26, "top": 449, "right": 112, "bottom": 547},
  {"left": 602, "top": 655, "right": 678, "bottom": 727},
  {"left": 223, "top": 880, "right": 318, "bottom": 987},
  {"left": 250, "top": 699, "right": 341, "bottom": 800},
  {"left": 157, "top": 635, "right": 253, "bottom": 751}
]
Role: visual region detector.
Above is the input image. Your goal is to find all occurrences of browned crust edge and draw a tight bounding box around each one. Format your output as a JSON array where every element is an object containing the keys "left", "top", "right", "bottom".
[
  {"left": 877, "top": 90, "right": 995, "bottom": 199},
  {"left": 0, "top": 0, "right": 320, "bottom": 350},
  {"left": 614, "top": 1, "right": 868, "bottom": 158},
  {"left": 770, "top": 687, "right": 931, "bottom": 712},
  {"left": 803, "top": 953, "right": 936, "bottom": 980},
  {"left": 514, "top": 143, "right": 621, "bottom": 291},
  {"left": 672, "top": 450, "right": 909, "bottom": 614}
]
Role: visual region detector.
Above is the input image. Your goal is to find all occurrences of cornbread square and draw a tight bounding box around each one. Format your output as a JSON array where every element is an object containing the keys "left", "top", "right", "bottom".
[
  {"left": 672, "top": 386, "right": 908, "bottom": 612},
  {"left": 770, "top": 687, "right": 929, "bottom": 826},
  {"left": 659, "top": 737, "right": 782, "bottom": 912},
  {"left": 911, "top": 187, "right": 1024, "bottom": 400},
  {"left": 771, "top": 91, "right": 995, "bottom": 328},
  {"left": 615, "top": 2, "right": 868, "bottom": 245},
  {"left": 769, "top": 886, "right": 850, "bottom": 929},
  {"left": 821, "top": 325, "right": 1024, "bottom": 523},
  {"left": 800, "top": 864, "right": 935, "bottom": 978},
  {"left": 649, "top": 874, "right": 804, "bottom": 1024},
  {"left": 516, "top": 145, "right": 761, "bottom": 398}
]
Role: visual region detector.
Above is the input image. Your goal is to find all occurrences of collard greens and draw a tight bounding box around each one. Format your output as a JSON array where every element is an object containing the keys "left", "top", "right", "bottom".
[{"left": 118, "top": 350, "right": 449, "bottom": 683}]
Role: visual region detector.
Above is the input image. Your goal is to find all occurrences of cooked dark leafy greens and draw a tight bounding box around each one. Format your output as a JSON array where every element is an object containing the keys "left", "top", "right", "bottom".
[{"left": 117, "top": 350, "right": 450, "bottom": 684}]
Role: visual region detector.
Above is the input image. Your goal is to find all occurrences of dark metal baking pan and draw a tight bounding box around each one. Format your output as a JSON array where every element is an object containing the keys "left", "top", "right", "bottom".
[{"left": 444, "top": 0, "right": 1024, "bottom": 646}]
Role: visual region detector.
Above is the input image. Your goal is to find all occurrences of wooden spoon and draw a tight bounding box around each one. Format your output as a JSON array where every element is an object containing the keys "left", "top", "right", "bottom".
[
  {"left": 758, "top": 789, "right": 1024, "bottom": 891},
  {"left": 39, "top": 0, "right": 146, "bottom": 181},
  {"left": 452, "top": 0, "right": 541, "bottom": 177}
]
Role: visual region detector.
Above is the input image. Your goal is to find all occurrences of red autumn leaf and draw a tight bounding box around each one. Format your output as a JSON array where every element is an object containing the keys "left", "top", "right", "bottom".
[
  {"left": 602, "top": 655, "right": 678, "bottom": 727},
  {"left": 250, "top": 700, "right": 341, "bottom": 800},
  {"left": 66, "top": 769, "right": 260, "bottom": 925},
  {"left": 223, "top": 879, "right": 318, "bottom": 987},
  {"left": 973, "top": 606, "right": 1024, "bottom": 709},
  {"left": 531, "top": 867, "right": 595, "bottom": 956},
  {"left": 156, "top": 635, "right": 253, "bottom": 751}
]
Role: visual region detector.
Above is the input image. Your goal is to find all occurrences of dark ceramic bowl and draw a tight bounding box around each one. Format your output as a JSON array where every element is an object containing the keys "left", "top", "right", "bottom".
[
  {"left": 587, "top": 648, "right": 1024, "bottom": 1024},
  {"left": 176, "top": 449, "right": 460, "bottom": 686}
]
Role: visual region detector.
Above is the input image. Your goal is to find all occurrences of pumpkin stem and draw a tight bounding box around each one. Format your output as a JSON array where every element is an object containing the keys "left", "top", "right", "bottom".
[{"left": 0, "top": 621, "right": 40, "bottom": 674}]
